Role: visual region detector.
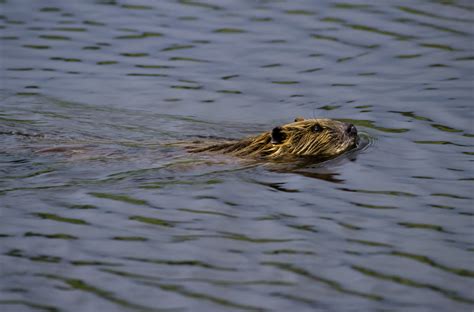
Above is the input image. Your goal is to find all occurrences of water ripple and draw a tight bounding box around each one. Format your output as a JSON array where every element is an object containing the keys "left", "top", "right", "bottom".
[{"left": 1, "top": 1, "right": 473, "bottom": 311}]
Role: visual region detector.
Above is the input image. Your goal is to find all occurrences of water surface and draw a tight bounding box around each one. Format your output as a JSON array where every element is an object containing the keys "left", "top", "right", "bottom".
[{"left": 1, "top": 0, "right": 473, "bottom": 311}]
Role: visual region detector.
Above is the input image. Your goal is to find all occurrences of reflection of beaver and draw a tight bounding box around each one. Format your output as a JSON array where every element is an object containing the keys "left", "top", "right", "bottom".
[{"left": 190, "top": 117, "right": 358, "bottom": 160}]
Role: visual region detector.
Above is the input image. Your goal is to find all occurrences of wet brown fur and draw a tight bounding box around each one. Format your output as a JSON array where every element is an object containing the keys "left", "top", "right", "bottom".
[{"left": 190, "top": 118, "right": 358, "bottom": 160}]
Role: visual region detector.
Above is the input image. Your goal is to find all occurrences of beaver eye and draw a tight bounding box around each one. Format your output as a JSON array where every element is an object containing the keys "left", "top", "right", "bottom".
[{"left": 312, "top": 124, "right": 323, "bottom": 132}]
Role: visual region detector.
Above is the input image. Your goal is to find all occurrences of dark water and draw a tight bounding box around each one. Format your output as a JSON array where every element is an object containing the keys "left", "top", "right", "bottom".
[{"left": 1, "top": 0, "right": 473, "bottom": 311}]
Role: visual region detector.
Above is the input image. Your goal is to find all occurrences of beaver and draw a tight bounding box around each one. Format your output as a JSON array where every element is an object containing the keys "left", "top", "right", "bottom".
[{"left": 189, "top": 117, "right": 358, "bottom": 161}]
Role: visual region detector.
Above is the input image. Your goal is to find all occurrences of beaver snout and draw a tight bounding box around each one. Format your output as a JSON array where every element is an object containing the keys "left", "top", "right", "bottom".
[{"left": 346, "top": 124, "right": 357, "bottom": 136}]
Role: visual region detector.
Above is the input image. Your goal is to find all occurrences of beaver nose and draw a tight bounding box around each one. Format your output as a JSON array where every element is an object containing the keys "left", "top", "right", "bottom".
[{"left": 346, "top": 124, "right": 357, "bottom": 136}]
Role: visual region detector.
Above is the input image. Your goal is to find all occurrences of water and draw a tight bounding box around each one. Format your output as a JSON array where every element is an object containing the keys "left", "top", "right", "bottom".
[{"left": 1, "top": 0, "right": 473, "bottom": 311}]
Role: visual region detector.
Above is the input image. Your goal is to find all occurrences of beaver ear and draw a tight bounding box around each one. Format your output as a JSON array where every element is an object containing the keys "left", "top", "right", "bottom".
[
  {"left": 271, "top": 126, "right": 286, "bottom": 144},
  {"left": 294, "top": 117, "right": 304, "bottom": 122}
]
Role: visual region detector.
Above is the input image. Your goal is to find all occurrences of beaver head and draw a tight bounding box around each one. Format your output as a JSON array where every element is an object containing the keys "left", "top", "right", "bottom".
[
  {"left": 266, "top": 117, "right": 358, "bottom": 159},
  {"left": 194, "top": 117, "right": 359, "bottom": 160}
]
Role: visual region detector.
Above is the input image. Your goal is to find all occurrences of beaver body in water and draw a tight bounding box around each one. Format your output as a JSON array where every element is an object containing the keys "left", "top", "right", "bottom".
[
  {"left": 2, "top": 117, "right": 359, "bottom": 163},
  {"left": 190, "top": 117, "right": 359, "bottom": 161}
]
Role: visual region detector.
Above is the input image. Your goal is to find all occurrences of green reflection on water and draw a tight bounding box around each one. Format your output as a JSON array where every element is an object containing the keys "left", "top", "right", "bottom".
[
  {"left": 263, "top": 249, "right": 316, "bottom": 255},
  {"left": 179, "top": 0, "right": 221, "bottom": 10},
  {"left": 287, "top": 224, "right": 318, "bottom": 233},
  {"left": 285, "top": 10, "right": 315, "bottom": 15},
  {"left": 213, "top": 28, "right": 246, "bottom": 33},
  {"left": 89, "top": 192, "right": 148, "bottom": 205},
  {"left": 271, "top": 81, "right": 299, "bottom": 85},
  {"left": 333, "top": 3, "right": 371, "bottom": 9},
  {"left": 83, "top": 46, "right": 100, "bottom": 50},
  {"left": 40, "top": 7, "right": 61, "bottom": 12},
  {"left": 39, "top": 35, "right": 71, "bottom": 40},
  {"left": 338, "top": 222, "right": 362, "bottom": 230},
  {"left": 300, "top": 67, "right": 322, "bottom": 73},
  {"left": 321, "top": 16, "right": 345, "bottom": 23},
  {"left": 456, "top": 56, "right": 474, "bottom": 61},
  {"left": 318, "top": 105, "right": 341, "bottom": 111},
  {"left": 396, "top": 53, "right": 422, "bottom": 59},
  {"left": 16, "top": 92, "right": 40, "bottom": 96},
  {"left": 69, "top": 204, "right": 97, "bottom": 209},
  {"left": 116, "top": 32, "right": 162, "bottom": 39},
  {"left": 83, "top": 20, "right": 106, "bottom": 26},
  {"left": 33, "top": 213, "right": 88, "bottom": 225},
  {"left": 221, "top": 74, "right": 239, "bottom": 80},
  {"left": 250, "top": 17, "right": 273, "bottom": 22},
  {"left": 97, "top": 61, "right": 118, "bottom": 65},
  {"left": 6, "top": 20, "right": 25, "bottom": 25},
  {"left": 396, "top": 6, "right": 472, "bottom": 23},
  {"left": 217, "top": 89, "right": 241, "bottom": 94},
  {"left": 420, "top": 43, "right": 458, "bottom": 51},
  {"left": 332, "top": 83, "right": 356, "bottom": 87},
  {"left": 178, "top": 208, "right": 237, "bottom": 218},
  {"left": 270, "top": 292, "right": 320, "bottom": 308},
  {"left": 171, "top": 85, "right": 202, "bottom": 90},
  {"left": 121, "top": 4, "right": 153, "bottom": 10},
  {"left": 50, "top": 57, "right": 82, "bottom": 62},
  {"left": 394, "top": 16, "right": 467, "bottom": 35},
  {"left": 52, "top": 27, "right": 87, "bottom": 32},
  {"left": 124, "top": 257, "right": 235, "bottom": 271},
  {"left": 352, "top": 265, "right": 474, "bottom": 304},
  {"left": 0, "top": 116, "right": 37, "bottom": 124},
  {"left": 112, "top": 236, "right": 148, "bottom": 241},
  {"left": 139, "top": 179, "right": 217, "bottom": 189},
  {"left": 0, "top": 36, "right": 18, "bottom": 40},
  {"left": 162, "top": 44, "right": 194, "bottom": 52},
  {"left": 172, "top": 232, "right": 299, "bottom": 243},
  {"left": 431, "top": 193, "right": 470, "bottom": 199},
  {"left": 146, "top": 282, "right": 264, "bottom": 311},
  {"left": 70, "top": 260, "right": 121, "bottom": 266},
  {"left": 412, "top": 176, "right": 434, "bottom": 180},
  {"left": 169, "top": 56, "right": 209, "bottom": 62},
  {"left": 310, "top": 33, "right": 376, "bottom": 49},
  {"left": 350, "top": 24, "right": 414, "bottom": 40},
  {"left": 338, "top": 119, "right": 409, "bottom": 133},
  {"left": 390, "top": 251, "right": 474, "bottom": 278},
  {"left": 128, "top": 73, "right": 167, "bottom": 77},
  {"left": 414, "top": 140, "right": 466, "bottom": 146},
  {"left": 6, "top": 249, "right": 61, "bottom": 263},
  {"left": 431, "top": 124, "right": 463, "bottom": 133},
  {"left": 135, "top": 64, "right": 174, "bottom": 69},
  {"left": 39, "top": 274, "right": 164, "bottom": 311},
  {"left": 351, "top": 202, "right": 398, "bottom": 209},
  {"left": 179, "top": 16, "right": 198, "bottom": 21},
  {"left": 0, "top": 300, "right": 58, "bottom": 312},
  {"left": 120, "top": 52, "right": 148, "bottom": 57},
  {"left": 390, "top": 111, "right": 433, "bottom": 122},
  {"left": 347, "top": 239, "right": 392, "bottom": 247},
  {"left": 429, "top": 204, "right": 455, "bottom": 210},
  {"left": 5, "top": 67, "right": 33, "bottom": 71},
  {"left": 263, "top": 262, "right": 383, "bottom": 301},
  {"left": 398, "top": 222, "right": 446, "bottom": 232},
  {"left": 219, "top": 232, "right": 300, "bottom": 243},
  {"left": 22, "top": 44, "right": 50, "bottom": 49},
  {"left": 129, "top": 216, "right": 176, "bottom": 227},
  {"left": 24, "top": 232, "right": 77, "bottom": 240},
  {"left": 340, "top": 188, "right": 417, "bottom": 197}
]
